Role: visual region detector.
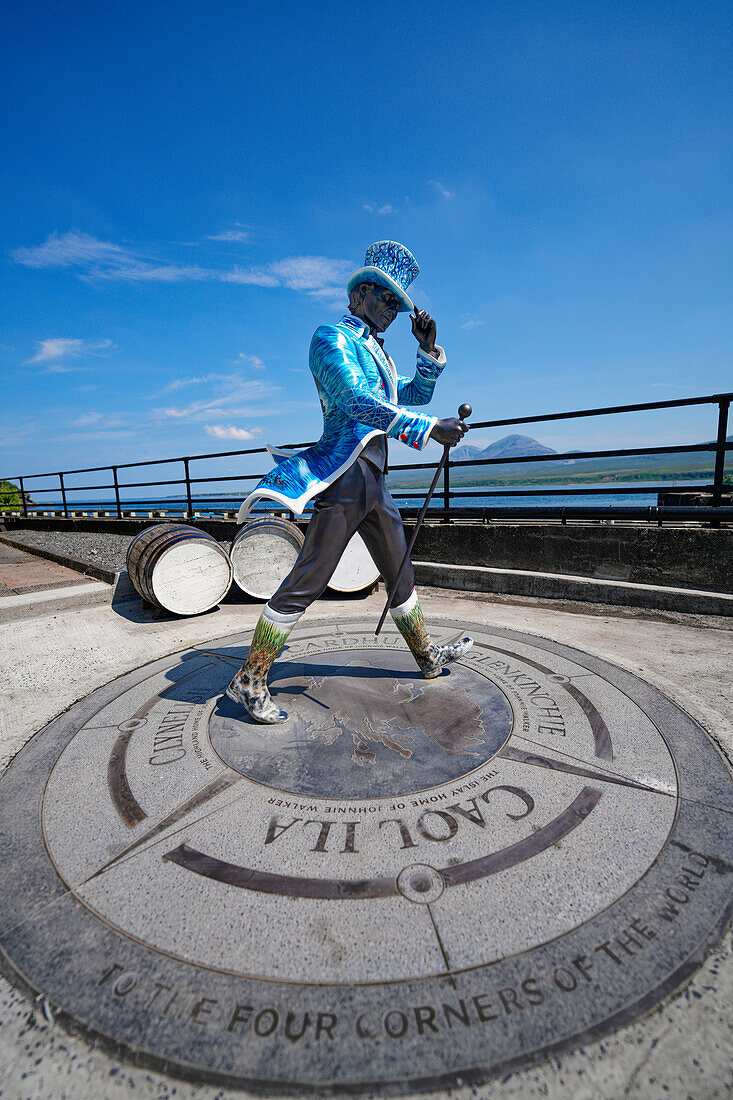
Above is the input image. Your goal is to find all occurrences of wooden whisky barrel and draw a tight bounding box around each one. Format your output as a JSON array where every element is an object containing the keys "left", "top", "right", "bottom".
[
  {"left": 328, "top": 531, "right": 380, "bottom": 594},
  {"left": 230, "top": 517, "right": 305, "bottom": 599},
  {"left": 126, "top": 524, "right": 233, "bottom": 615}
]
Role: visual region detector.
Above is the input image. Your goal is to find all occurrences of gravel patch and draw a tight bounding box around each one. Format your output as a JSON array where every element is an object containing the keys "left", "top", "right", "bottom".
[{"left": 4, "top": 529, "right": 232, "bottom": 575}]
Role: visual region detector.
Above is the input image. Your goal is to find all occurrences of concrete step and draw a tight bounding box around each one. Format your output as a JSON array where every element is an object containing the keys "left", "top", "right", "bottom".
[
  {"left": 413, "top": 560, "right": 733, "bottom": 615},
  {"left": 0, "top": 581, "right": 114, "bottom": 622}
]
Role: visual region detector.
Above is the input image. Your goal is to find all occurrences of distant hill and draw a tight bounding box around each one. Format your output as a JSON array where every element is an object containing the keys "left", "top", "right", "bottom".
[
  {"left": 452, "top": 434, "right": 557, "bottom": 463},
  {"left": 389, "top": 433, "right": 732, "bottom": 490}
]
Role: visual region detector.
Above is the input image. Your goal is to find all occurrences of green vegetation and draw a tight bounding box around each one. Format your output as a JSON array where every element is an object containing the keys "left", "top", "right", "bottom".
[
  {"left": 389, "top": 453, "right": 729, "bottom": 493},
  {"left": 414, "top": 468, "right": 720, "bottom": 491},
  {"left": 0, "top": 480, "right": 22, "bottom": 511}
]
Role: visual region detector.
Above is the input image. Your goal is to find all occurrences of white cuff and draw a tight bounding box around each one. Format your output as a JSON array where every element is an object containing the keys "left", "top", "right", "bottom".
[
  {"left": 390, "top": 590, "right": 418, "bottom": 618},
  {"left": 417, "top": 344, "right": 447, "bottom": 368},
  {"left": 263, "top": 604, "right": 303, "bottom": 627},
  {"left": 417, "top": 416, "right": 438, "bottom": 450}
]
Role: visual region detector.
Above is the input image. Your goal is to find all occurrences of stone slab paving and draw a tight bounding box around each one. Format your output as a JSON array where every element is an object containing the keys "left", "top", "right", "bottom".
[
  {"left": 0, "top": 590, "right": 731, "bottom": 1099},
  {"left": 0, "top": 541, "right": 91, "bottom": 596}
]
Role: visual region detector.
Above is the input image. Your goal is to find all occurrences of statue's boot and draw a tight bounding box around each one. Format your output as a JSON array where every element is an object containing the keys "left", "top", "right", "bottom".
[
  {"left": 225, "top": 607, "right": 301, "bottom": 723},
  {"left": 391, "top": 590, "right": 473, "bottom": 678}
]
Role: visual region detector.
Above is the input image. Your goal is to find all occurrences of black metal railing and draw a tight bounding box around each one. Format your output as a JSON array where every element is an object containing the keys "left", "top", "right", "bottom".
[{"left": 1, "top": 391, "right": 731, "bottom": 525}]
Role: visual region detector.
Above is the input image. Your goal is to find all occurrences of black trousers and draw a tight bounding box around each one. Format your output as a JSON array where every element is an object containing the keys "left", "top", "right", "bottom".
[{"left": 268, "top": 457, "right": 414, "bottom": 615}]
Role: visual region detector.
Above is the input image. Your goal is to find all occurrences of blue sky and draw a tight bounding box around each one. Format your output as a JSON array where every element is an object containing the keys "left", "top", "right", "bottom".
[{"left": 1, "top": 0, "right": 731, "bottom": 493}]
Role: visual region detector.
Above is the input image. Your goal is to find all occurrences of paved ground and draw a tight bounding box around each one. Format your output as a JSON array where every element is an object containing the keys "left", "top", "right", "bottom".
[
  {"left": 0, "top": 541, "right": 91, "bottom": 596},
  {"left": 0, "top": 587, "right": 731, "bottom": 1099}
]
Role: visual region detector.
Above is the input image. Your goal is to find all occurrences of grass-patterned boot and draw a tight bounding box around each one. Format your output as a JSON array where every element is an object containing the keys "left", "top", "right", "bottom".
[
  {"left": 391, "top": 590, "right": 473, "bottom": 679},
  {"left": 225, "top": 605, "right": 302, "bottom": 723}
]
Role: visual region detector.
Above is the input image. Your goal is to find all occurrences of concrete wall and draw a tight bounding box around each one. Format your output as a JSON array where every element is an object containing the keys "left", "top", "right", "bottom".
[{"left": 408, "top": 522, "right": 732, "bottom": 593}]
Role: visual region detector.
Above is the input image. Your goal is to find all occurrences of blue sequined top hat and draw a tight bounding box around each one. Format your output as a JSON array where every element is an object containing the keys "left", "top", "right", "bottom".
[{"left": 346, "top": 241, "right": 419, "bottom": 313}]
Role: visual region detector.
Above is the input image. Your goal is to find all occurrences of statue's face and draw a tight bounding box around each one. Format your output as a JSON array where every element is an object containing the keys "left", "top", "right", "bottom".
[{"left": 359, "top": 283, "right": 402, "bottom": 333}]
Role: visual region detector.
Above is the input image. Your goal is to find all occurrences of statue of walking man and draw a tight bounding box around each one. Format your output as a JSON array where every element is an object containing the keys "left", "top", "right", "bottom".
[{"left": 226, "top": 241, "right": 472, "bottom": 724}]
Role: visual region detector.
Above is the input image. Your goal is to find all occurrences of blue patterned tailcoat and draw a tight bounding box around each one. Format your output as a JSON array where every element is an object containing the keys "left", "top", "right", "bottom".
[{"left": 237, "top": 313, "right": 445, "bottom": 520}]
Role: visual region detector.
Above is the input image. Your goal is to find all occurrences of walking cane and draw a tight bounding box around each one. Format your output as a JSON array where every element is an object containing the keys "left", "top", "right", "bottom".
[{"left": 375, "top": 403, "right": 472, "bottom": 635}]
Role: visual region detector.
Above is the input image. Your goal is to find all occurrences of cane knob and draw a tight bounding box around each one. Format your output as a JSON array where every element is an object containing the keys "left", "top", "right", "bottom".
[{"left": 458, "top": 403, "right": 472, "bottom": 420}]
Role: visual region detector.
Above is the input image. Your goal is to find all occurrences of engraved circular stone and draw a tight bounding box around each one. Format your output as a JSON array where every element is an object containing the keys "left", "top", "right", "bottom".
[
  {"left": 0, "top": 618, "right": 731, "bottom": 1095},
  {"left": 209, "top": 648, "right": 514, "bottom": 797}
]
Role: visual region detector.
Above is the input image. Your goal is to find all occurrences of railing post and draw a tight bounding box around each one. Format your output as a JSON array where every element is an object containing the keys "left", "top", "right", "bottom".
[
  {"left": 59, "top": 472, "right": 68, "bottom": 517},
  {"left": 711, "top": 399, "right": 730, "bottom": 526},
  {"left": 442, "top": 452, "right": 451, "bottom": 524},
  {"left": 112, "top": 466, "right": 122, "bottom": 518},
  {"left": 184, "top": 458, "right": 193, "bottom": 519},
  {"left": 19, "top": 476, "right": 28, "bottom": 518}
]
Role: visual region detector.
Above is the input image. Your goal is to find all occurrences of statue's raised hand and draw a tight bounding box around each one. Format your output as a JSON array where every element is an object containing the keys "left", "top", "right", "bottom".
[
  {"left": 430, "top": 416, "right": 468, "bottom": 447},
  {"left": 411, "top": 306, "right": 437, "bottom": 355}
]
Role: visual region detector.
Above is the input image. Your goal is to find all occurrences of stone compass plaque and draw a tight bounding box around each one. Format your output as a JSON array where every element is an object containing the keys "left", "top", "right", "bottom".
[{"left": 0, "top": 619, "right": 731, "bottom": 1094}]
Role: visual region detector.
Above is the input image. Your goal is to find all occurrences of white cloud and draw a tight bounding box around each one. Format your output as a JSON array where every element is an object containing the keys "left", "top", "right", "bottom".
[
  {"left": 204, "top": 424, "right": 262, "bottom": 441},
  {"left": 236, "top": 353, "right": 266, "bottom": 370},
  {"left": 223, "top": 255, "right": 350, "bottom": 300},
  {"left": 221, "top": 267, "right": 280, "bottom": 287},
  {"left": 207, "top": 222, "right": 251, "bottom": 242},
  {"left": 460, "top": 317, "right": 485, "bottom": 330},
  {"left": 152, "top": 377, "right": 281, "bottom": 422},
  {"left": 90, "top": 262, "right": 211, "bottom": 282},
  {"left": 154, "top": 372, "right": 232, "bottom": 396},
  {"left": 71, "top": 411, "right": 127, "bottom": 429},
  {"left": 429, "top": 180, "right": 454, "bottom": 199},
  {"left": 363, "top": 203, "right": 396, "bottom": 215},
  {"left": 13, "top": 231, "right": 212, "bottom": 283},
  {"left": 26, "top": 337, "right": 115, "bottom": 366},
  {"left": 161, "top": 403, "right": 284, "bottom": 420},
  {"left": 0, "top": 423, "right": 40, "bottom": 448},
  {"left": 14, "top": 232, "right": 351, "bottom": 303},
  {"left": 58, "top": 428, "right": 135, "bottom": 442},
  {"left": 42, "top": 363, "right": 91, "bottom": 374},
  {"left": 222, "top": 255, "right": 350, "bottom": 305},
  {"left": 13, "top": 231, "right": 135, "bottom": 269},
  {"left": 269, "top": 256, "right": 351, "bottom": 292},
  {"left": 304, "top": 286, "right": 348, "bottom": 307}
]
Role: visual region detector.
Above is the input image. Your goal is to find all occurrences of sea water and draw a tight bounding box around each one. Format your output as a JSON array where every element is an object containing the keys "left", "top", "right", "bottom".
[{"left": 61, "top": 485, "right": 663, "bottom": 514}]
